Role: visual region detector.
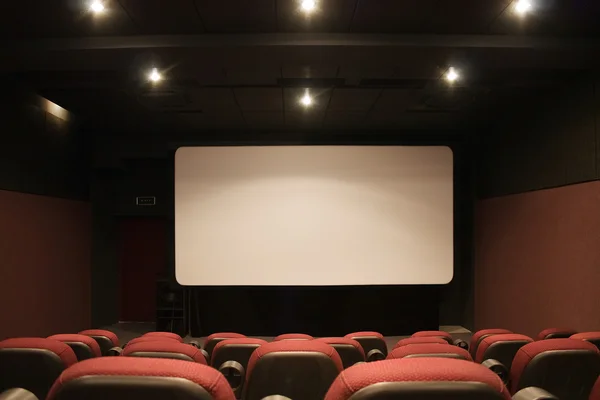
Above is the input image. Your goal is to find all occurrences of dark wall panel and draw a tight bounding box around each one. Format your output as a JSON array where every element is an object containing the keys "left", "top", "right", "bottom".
[{"left": 0, "top": 190, "right": 91, "bottom": 339}]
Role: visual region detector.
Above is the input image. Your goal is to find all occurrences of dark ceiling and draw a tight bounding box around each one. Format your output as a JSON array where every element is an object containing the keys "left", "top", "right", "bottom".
[{"left": 2, "top": 0, "right": 600, "bottom": 134}]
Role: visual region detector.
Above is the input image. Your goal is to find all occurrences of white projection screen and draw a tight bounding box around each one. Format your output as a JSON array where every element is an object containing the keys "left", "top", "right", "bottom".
[{"left": 175, "top": 146, "right": 453, "bottom": 286}]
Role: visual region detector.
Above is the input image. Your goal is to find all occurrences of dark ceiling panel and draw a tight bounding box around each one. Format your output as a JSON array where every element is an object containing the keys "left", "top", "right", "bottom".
[
  {"left": 244, "top": 111, "right": 284, "bottom": 127},
  {"left": 277, "top": 0, "right": 357, "bottom": 31},
  {"left": 281, "top": 64, "right": 339, "bottom": 79},
  {"left": 424, "top": 0, "right": 511, "bottom": 34},
  {"left": 284, "top": 87, "right": 332, "bottom": 110},
  {"left": 179, "top": 111, "right": 245, "bottom": 128},
  {"left": 285, "top": 110, "right": 325, "bottom": 128},
  {"left": 328, "top": 88, "right": 381, "bottom": 111},
  {"left": 119, "top": 0, "right": 204, "bottom": 34},
  {"left": 324, "top": 111, "right": 366, "bottom": 128},
  {"left": 234, "top": 88, "right": 283, "bottom": 110},
  {"left": 371, "top": 89, "right": 416, "bottom": 113},
  {"left": 187, "top": 88, "right": 238, "bottom": 111},
  {"left": 0, "top": 0, "right": 136, "bottom": 38},
  {"left": 350, "top": 0, "right": 436, "bottom": 33},
  {"left": 194, "top": 0, "right": 277, "bottom": 32}
]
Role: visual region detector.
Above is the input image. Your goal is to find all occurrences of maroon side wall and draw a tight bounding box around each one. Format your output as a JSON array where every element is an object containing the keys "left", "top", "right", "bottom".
[
  {"left": 474, "top": 181, "right": 600, "bottom": 337},
  {"left": 0, "top": 190, "right": 91, "bottom": 339}
]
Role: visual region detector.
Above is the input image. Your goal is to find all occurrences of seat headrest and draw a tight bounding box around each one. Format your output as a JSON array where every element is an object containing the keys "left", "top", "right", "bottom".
[
  {"left": 571, "top": 332, "right": 600, "bottom": 341},
  {"left": 344, "top": 331, "right": 384, "bottom": 339},
  {"left": 316, "top": 337, "right": 365, "bottom": 357},
  {"left": 470, "top": 329, "right": 512, "bottom": 350},
  {"left": 537, "top": 327, "right": 577, "bottom": 340},
  {"left": 122, "top": 340, "right": 207, "bottom": 364},
  {"left": 142, "top": 331, "right": 183, "bottom": 342},
  {"left": 127, "top": 335, "right": 180, "bottom": 346},
  {"left": 0, "top": 337, "right": 77, "bottom": 367},
  {"left": 393, "top": 337, "right": 448, "bottom": 349},
  {"left": 274, "top": 333, "right": 314, "bottom": 341},
  {"left": 476, "top": 334, "right": 533, "bottom": 363},
  {"left": 388, "top": 343, "right": 472, "bottom": 361},
  {"left": 206, "top": 332, "right": 246, "bottom": 342},
  {"left": 212, "top": 338, "right": 267, "bottom": 356},
  {"left": 47, "top": 334, "right": 102, "bottom": 358},
  {"left": 411, "top": 330, "right": 453, "bottom": 340},
  {"left": 46, "top": 357, "right": 234, "bottom": 400},
  {"left": 324, "top": 358, "right": 510, "bottom": 400},
  {"left": 78, "top": 329, "right": 119, "bottom": 346}
]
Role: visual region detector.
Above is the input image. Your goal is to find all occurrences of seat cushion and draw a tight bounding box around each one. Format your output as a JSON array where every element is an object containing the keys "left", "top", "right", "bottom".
[
  {"left": 48, "top": 334, "right": 102, "bottom": 358},
  {"left": 388, "top": 343, "right": 472, "bottom": 361},
  {"left": 78, "top": 330, "right": 119, "bottom": 347},
  {"left": 122, "top": 340, "right": 207, "bottom": 364},
  {"left": 324, "top": 358, "right": 511, "bottom": 400},
  {"left": 46, "top": 357, "right": 235, "bottom": 400},
  {"left": 393, "top": 337, "right": 448, "bottom": 349},
  {"left": 142, "top": 332, "right": 184, "bottom": 342}
]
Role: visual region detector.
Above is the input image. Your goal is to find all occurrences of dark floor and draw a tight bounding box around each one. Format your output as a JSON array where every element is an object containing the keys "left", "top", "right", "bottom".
[{"left": 102, "top": 322, "right": 471, "bottom": 351}]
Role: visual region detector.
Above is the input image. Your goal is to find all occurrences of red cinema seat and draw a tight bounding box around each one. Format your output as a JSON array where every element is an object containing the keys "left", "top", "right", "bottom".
[
  {"left": 142, "top": 331, "right": 184, "bottom": 342},
  {"left": 204, "top": 333, "right": 247, "bottom": 359},
  {"left": 211, "top": 338, "right": 268, "bottom": 398},
  {"left": 273, "top": 333, "right": 314, "bottom": 341},
  {"left": 345, "top": 331, "right": 387, "bottom": 361},
  {"left": 0, "top": 338, "right": 77, "bottom": 399},
  {"left": 46, "top": 357, "right": 235, "bottom": 400},
  {"left": 316, "top": 337, "right": 365, "bottom": 368},
  {"left": 47, "top": 334, "right": 102, "bottom": 361},
  {"left": 590, "top": 376, "right": 600, "bottom": 400},
  {"left": 393, "top": 337, "right": 448, "bottom": 349},
  {"left": 470, "top": 329, "right": 513, "bottom": 359},
  {"left": 126, "top": 335, "right": 180, "bottom": 346},
  {"left": 476, "top": 334, "right": 533, "bottom": 371},
  {"left": 510, "top": 339, "right": 600, "bottom": 399},
  {"left": 571, "top": 332, "right": 600, "bottom": 350},
  {"left": 244, "top": 340, "right": 342, "bottom": 400},
  {"left": 324, "top": 358, "right": 511, "bottom": 399},
  {"left": 387, "top": 343, "right": 472, "bottom": 361},
  {"left": 78, "top": 329, "right": 119, "bottom": 356},
  {"left": 537, "top": 328, "right": 577, "bottom": 340},
  {"left": 122, "top": 340, "right": 207, "bottom": 364},
  {"left": 411, "top": 330, "right": 454, "bottom": 344}
]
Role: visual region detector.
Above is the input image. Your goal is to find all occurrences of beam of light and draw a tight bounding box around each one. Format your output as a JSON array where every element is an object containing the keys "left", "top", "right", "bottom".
[
  {"left": 514, "top": 0, "right": 533, "bottom": 15},
  {"left": 300, "top": 0, "right": 317, "bottom": 14},
  {"left": 89, "top": 1, "right": 105, "bottom": 13},
  {"left": 445, "top": 67, "right": 460, "bottom": 83},
  {"left": 299, "top": 90, "right": 313, "bottom": 107},
  {"left": 148, "top": 68, "right": 162, "bottom": 83}
]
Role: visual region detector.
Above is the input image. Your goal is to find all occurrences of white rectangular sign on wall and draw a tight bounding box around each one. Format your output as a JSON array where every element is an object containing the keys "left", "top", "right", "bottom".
[{"left": 175, "top": 146, "right": 453, "bottom": 286}]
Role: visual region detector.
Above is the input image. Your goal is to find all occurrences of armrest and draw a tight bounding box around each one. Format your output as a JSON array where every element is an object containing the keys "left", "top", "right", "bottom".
[
  {"left": 261, "top": 397, "right": 292, "bottom": 400},
  {"left": 107, "top": 346, "right": 123, "bottom": 356},
  {"left": 512, "top": 387, "right": 558, "bottom": 400},
  {"left": 366, "top": 349, "right": 386, "bottom": 362},
  {"left": 218, "top": 361, "right": 245, "bottom": 397},
  {"left": 481, "top": 359, "right": 508, "bottom": 384},
  {"left": 453, "top": 339, "right": 469, "bottom": 350},
  {"left": 200, "top": 349, "right": 210, "bottom": 363},
  {"left": 0, "top": 388, "right": 38, "bottom": 400}
]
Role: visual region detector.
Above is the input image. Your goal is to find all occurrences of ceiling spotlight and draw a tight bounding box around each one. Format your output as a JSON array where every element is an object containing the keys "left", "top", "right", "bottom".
[
  {"left": 445, "top": 67, "right": 460, "bottom": 83},
  {"left": 300, "top": 0, "right": 317, "bottom": 14},
  {"left": 514, "top": 0, "right": 532, "bottom": 15},
  {"left": 89, "top": 1, "right": 105, "bottom": 13},
  {"left": 148, "top": 68, "right": 162, "bottom": 83},
  {"left": 300, "top": 90, "right": 313, "bottom": 107}
]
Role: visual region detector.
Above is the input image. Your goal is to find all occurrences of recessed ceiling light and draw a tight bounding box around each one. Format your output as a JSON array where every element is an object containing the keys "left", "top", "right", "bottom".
[
  {"left": 300, "top": 90, "right": 313, "bottom": 107},
  {"left": 444, "top": 67, "right": 460, "bottom": 83},
  {"left": 148, "top": 68, "right": 162, "bottom": 83},
  {"left": 300, "top": 0, "right": 317, "bottom": 14},
  {"left": 89, "top": 1, "right": 105, "bottom": 13},
  {"left": 514, "top": 0, "right": 532, "bottom": 15}
]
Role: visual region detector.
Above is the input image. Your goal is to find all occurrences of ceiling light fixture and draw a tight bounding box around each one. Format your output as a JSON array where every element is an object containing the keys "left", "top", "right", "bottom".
[
  {"left": 300, "top": 90, "right": 313, "bottom": 107},
  {"left": 89, "top": 1, "right": 105, "bottom": 13},
  {"left": 300, "top": 0, "right": 317, "bottom": 14},
  {"left": 444, "top": 67, "right": 460, "bottom": 83},
  {"left": 514, "top": 0, "right": 532, "bottom": 15},
  {"left": 148, "top": 68, "right": 162, "bottom": 83}
]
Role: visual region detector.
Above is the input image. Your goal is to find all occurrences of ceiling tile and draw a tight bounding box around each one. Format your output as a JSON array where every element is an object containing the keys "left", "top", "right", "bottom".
[
  {"left": 285, "top": 110, "right": 325, "bottom": 128},
  {"left": 179, "top": 111, "right": 245, "bottom": 128},
  {"left": 234, "top": 88, "right": 283, "bottom": 111},
  {"left": 244, "top": 112, "right": 284, "bottom": 128},
  {"left": 281, "top": 65, "right": 339, "bottom": 79},
  {"left": 119, "top": 0, "right": 204, "bottom": 34},
  {"left": 424, "top": 0, "right": 511, "bottom": 34},
  {"left": 350, "top": 0, "right": 436, "bottom": 33},
  {"left": 188, "top": 88, "right": 238, "bottom": 111},
  {"left": 328, "top": 89, "right": 381, "bottom": 111},
  {"left": 371, "top": 89, "right": 416, "bottom": 113},
  {"left": 324, "top": 111, "right": 366, "bottom": 128},
  {"left": 194, "top": 0, "right": 276, "bottom": 32},
  {"left": 284, "top": 88, "right": 332, "bottom": 111},
  {"left": 277, "top": 0, "right": 357, "bottom": 31}
]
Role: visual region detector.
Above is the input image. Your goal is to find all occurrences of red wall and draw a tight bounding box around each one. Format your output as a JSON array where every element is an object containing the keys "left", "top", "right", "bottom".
[
  {"left": 475, "top": 181, "right": 600, "bottom": 337},
  {"left": 0, "top": 190, "right": 91, "bottom": 340}
]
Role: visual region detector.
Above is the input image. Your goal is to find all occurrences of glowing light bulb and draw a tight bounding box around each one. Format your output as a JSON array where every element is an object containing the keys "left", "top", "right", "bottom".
[
  {"left": 445, "top": 67, "right": 459, "bottom": 83},
  {"left": 300, "top": 0, "right": 317, "bottom": 14},
  {"left": 514, "top": 0, "right": 532, "bottom": 15},
  {"left": 300, "top": 90, "right": 313, "bottom": 107},
  {"left": 90, "top": 1, "right": 105, "bottom": 13},
  {"left": 148, "top": 68, "right": 162, "bottom": 83}
]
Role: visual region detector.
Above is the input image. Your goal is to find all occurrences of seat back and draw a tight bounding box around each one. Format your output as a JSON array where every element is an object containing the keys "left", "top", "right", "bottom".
[
  {"left": 324, "top": 358, "right": 510, "bottom": 400},
  {"left": 47, "top": 334, "right": 102, "bottom": 361},
  {"left": 46, "top": 357, "right": 235, "bottom": 400},
  {"left": 589, "top": 376, "right": 600, "bottom": 400},
  {"left": 78, "top": 329, "right": 119, "bottom": 356},
  {"left": 316, "top": 338, "right": 365, "bottom": 368},
  {"left": 476, "top": 334, "right": 533, "bottom": 370},
  {"left": 244, "top": 341, "right": 342, "bottom": 400},
  {"left": 0, "top": 338, "right": 77, "bottom": 399},
  {"left": 122, "top": 340, "right": 207, "bottom": 364},
  {"left": 571, "top": 332, "right": 600, "bottom": 350},
  {"left": 537, "top": 328, "right": 577, "bottom": 340},
  {"left": 273, "top": 333, "right": 313, "bottom": 341},
  {"left": 344, "top": 332, "right": 387, "bottom": 360},
  {"left": 393, "top": 337, "right": 447, "bottom": 349},
  {"left": 511, "top": 339, "right": 600, "bottom": 400},
  {"left": 204, "top": 333, "right": 246, "bottom": 358},
  {"left": 411, "top": 330, "right": 454, "bottom": 344},
  {"left": 142, "top": 331, "right": 183, "bottom": 342},
  {"left": 388, "top": 343, "right": 472, "bottom": 361},
  {"left": 125, "top": 335, "right": 180, "bottom": 347},
  {"left": 469, "top": 329, "right": 513, "bottom": 359}
]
